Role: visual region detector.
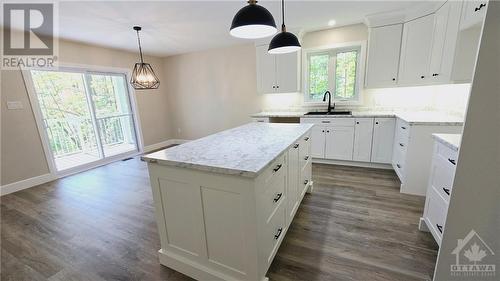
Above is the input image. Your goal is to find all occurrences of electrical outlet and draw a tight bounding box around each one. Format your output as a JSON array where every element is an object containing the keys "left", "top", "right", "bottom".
[{"left": 6, "top": 101, "right": 23, "bottom": 110}]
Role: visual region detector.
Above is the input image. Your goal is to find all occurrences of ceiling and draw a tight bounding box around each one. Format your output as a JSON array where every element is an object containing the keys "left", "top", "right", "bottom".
[{"left": 56, "top": 1, "right": 422, "bottom": 57}]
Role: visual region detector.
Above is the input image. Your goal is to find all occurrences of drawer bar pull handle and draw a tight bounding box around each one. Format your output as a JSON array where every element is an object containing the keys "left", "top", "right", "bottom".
[
  {"left": 273, "top": 193, "right": 283, "bottom": 202},
  {"left": 321, "top": 121, "right": 331, "bottom": 123},
  {"left": 304, "top": 137, "right": 310, "bottom": 141},
  {"left": 443, "top": 188, "right": 450, "bottom": 195},
  {"left": 273, "top": 164, "right": 282, "bottom": 173},
  {"left": 401, "top": 126, "right": 407, "bottom": 130},
  {"left": 399, "top": 143, "right": 404, "bottom": 147},
  {"left": 304, "top": 179, "right": 309, "bottom": 185},
  {"left": 436, "top": 224, "right": 443, "bottom": 234},
  {"left": 274, "top": 228, "right": 283, "bottom": 240},
  {"left": 396, "top": 164, "right": 402, "bottom": 169},
  {"left": 304, "top": 156, "right": 309, "bottom": 161},
  {"left": 293, "top": 143, "right": 299, "bottom": 149},
  {"left": 448, "top": 159, "right": 456, "bottom": 165}
]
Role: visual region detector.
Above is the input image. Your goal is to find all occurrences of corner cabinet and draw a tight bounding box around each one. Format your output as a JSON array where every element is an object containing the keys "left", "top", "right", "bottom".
[
  {"left": 365, "top": 24, "right": 403, "bottom": 88},
  {"left": 371, "top": 118, "right": 395, "bottom": 164},
  {"left": 398, "top": 14, "right": 436, "bottom": 86},
  {"left": 256, "top": 44, "right": 300, "bottom": 94}
]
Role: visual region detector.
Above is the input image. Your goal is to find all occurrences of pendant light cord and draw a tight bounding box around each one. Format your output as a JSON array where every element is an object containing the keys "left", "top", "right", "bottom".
[
  {"left": 281, "top": 0, "right": 286, "bottom": 32},
  {"left": 135, "top": 30, "right": 144, "bottom": 64}
]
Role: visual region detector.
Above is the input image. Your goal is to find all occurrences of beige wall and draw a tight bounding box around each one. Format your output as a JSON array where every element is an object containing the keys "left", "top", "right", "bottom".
[
  {"left": 302, "top": 23, "right": 368, "bottom": 49},
  {"left": 163, "top": 43, "right": 262, "bottom": 140},
  {"left": 1, "top": 39, "right": 172, "bottom": 185}
]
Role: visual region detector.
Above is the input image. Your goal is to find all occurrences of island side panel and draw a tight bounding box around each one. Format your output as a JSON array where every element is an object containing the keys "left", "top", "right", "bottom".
[{"left": 147, "top": 163, "right": 260, "bottom": 281}]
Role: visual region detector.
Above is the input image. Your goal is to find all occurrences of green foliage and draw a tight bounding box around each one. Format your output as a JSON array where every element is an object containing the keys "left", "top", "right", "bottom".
[{"left": 307, "top": 49, "right": 359, "bottom": 102}]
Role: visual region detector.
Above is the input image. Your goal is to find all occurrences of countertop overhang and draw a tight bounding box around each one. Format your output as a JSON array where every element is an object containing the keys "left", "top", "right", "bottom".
[
  {"left": 433, "top": 133, "right": 462, "bottom": 151},
  {"left": 142, "top": 123, "right": 314, "bottom": 178}
]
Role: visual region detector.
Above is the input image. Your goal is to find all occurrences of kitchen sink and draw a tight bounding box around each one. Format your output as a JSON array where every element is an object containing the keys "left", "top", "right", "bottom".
[{"left": 305, "top": 111, "right": 352, "bottom": 116}]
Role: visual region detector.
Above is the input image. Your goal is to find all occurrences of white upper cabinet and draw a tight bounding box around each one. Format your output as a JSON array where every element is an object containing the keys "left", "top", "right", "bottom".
[
  {"left": 365, "top": 24, "right": 403, "bottom": 88},
  {"left": 398, "top": 13, "right": 436, "bottom": 86},
  {"left": 371, "top": 118, "right": 396, "bottom": 164},
  {"left": 256, "top": 44, "right": 300, "bottom": 94},
  {"left": 276, "top": 52, "right": 300, "bottom": 93},
  {"left": 460, "top": 0, "right": 488, "bottom": 30},
  {"left": 429, "top": 1, "right": 462, "bottom": 83},
  {"left": 353, "top": 118, "right": 374, "bottom": 162}
]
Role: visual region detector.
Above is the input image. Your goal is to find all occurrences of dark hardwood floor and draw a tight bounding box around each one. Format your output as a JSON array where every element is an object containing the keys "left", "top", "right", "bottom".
[{"left": 1, "top": 158, "right": 438, "bottom": 281}]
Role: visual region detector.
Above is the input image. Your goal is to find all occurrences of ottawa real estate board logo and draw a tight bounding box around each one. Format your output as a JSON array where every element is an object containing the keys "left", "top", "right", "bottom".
[
  {"left": 451, "top": 229, "right": 496, "bottom": 278},
  {"left": 2, "top": 2, "right": 58, "bottom": 69}
]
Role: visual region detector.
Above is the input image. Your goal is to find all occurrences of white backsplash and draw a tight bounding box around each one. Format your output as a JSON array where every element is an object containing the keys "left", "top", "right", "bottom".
[{"left": 261, "top": 83, "right": 471, "bottom": 118}]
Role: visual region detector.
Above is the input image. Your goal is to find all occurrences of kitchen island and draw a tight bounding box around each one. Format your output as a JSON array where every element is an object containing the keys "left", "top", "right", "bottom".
[{"left": 142, "top": 123, "right": 313, "bottom": 281}]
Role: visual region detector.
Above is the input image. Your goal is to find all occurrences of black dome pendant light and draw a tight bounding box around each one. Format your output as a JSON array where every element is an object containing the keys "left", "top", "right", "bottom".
[
  {"left": 230, "top": 0, "right": 277, "bottom": 39},
  {"left": 130, "top": 26, "right": 160, "bottom": 90},
  {"left": 268, "top": 0, "right": 301, "bottom": 54}
]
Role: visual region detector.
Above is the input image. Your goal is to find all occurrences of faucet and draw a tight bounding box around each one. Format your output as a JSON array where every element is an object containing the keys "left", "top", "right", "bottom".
[{"left": 323, "top": 91, "right": 335, "bottom": 114}]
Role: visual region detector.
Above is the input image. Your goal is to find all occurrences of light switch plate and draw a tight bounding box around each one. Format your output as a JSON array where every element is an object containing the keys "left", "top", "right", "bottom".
[{"left": 6, "top": 101, "right": 24, "bottom": 110}]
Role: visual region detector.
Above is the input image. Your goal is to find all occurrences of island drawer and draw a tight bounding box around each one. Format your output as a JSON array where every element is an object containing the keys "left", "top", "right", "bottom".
[
  {"left": 300, "top": 162, "right": 312, "bottom": 198},
  {"left": 262, "top": 154, "right": 287, "bottom": 186},
  {"left": 395, "top": 118, "right": 410, "bottom": 143},
  {"left": 424, "top": 185, "right": 448, "bottom": 245},
  {"left": 262, "top": 203, "right": 286, "bottom": 266},
  {"left": 260, "top": 166, "right": 287, "bottom": 223},
  {"left": 299, "top": 133, "right": 311, "bottom": 161}
]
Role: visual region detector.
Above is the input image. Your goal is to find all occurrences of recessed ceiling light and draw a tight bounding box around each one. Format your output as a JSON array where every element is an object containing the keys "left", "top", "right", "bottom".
[{"left": 328, "top": 19, "right": 337, "bottom": 27}]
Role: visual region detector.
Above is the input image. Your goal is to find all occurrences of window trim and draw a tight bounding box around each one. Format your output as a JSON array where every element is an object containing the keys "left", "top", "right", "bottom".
[{"left": 302, "top": 40, "right": 367, "bottom": 106}]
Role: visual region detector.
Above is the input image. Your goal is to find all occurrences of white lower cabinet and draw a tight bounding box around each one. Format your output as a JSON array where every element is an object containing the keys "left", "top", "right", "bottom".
[
  {"left": 353, "top": 118, "right": 374, "bottom": 162},
  {"left": 326, "top": 126, "right": 355, "bottom": 161},
  {"left": 371, "top": 118, "right": 395, "bottom": 163},
  {"left": 421, "top": 139, "right": 458, "bottom": 245},
  {"left": 310, "top": 125, "right": 326, "bottom": 158}
]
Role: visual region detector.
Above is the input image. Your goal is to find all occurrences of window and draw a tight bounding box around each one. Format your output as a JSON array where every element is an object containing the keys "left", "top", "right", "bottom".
[
  {"left": 28, "top": 68, "right": 139, "bottom": 172},
  {"left": 305, "top": 44, "right": 363, "bottom": 103}
]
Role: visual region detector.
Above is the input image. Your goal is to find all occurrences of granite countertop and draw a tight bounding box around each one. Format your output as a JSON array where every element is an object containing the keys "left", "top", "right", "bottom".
[
  {"left": 252, "top": 111, "right": 464, "bottom": 126},
  {"left": 433, "top": 134, "right": 462, "bottom": 151},
  {"left": 142, "top": 123, "right": 314, "bottom": 178}
]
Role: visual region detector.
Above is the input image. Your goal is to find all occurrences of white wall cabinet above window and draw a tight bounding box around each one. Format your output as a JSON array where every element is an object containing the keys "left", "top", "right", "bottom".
[
  {"left": 365, "top": 24, "right": 402, "bottom": 88},
  {"left": 256, "top": 44, "right": 300, "bottom": 94}
]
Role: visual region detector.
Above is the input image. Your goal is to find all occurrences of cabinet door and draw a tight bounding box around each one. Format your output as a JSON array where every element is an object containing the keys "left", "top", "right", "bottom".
[
  {"left": 256, "top": 45, "right": 276, "bottom": 94},
  {"left": 310, "top": 125, "right": 326, "bottom": 158},
  {"left": 365, "top": 24, "right": 402, "bottom": 88},
  {"left": 429, "top": 1, "right": 461, "bottom": 83},
  {"left": 371, "top": 118, "right": 396, "bottom": 164},
  {"left": 286, "top": 145, "right": 299, "bottom": 225},
  {"left": 398, "top": 14, "right": 435, "bottom": 86},
  {"left": 325, "top": 127, "right": 354, "bottom": 161},
  {"left": 276, "top": 51, "right": 300, "bottom": 93},
  {"left": 460, "top": 0, "right": 488, "bottom": 30},
  {"left": 353, "top": 118, "right": 374, "bottom": 162}
]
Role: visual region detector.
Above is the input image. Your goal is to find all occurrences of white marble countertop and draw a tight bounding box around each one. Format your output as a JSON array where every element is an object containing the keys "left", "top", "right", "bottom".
[
  {"left": 252, "top": 111, "right": 464, "bottom": 126},
  {"left": 142, "top": 123, "right": 314, "bottom": 178},
  {"left": 433, "top": 133, "right": 462, "bottom": 151},
  {"left": 251, "top": 111, "right": 308, "bottom": 118}
]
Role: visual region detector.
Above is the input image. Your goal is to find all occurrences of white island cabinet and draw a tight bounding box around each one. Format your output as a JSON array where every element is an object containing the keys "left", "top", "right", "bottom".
[{"left": 142, "top": 123, "right": 313, "bottom": 281}]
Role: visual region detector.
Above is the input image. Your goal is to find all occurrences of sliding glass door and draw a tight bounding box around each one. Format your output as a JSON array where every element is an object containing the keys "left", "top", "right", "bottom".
[{"left": 30, "top": 69, "right": 138, "bottom": 172}]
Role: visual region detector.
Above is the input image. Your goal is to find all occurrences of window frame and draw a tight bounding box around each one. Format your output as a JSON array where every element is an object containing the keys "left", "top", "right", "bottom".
[{"left": 303, "top": 41, "right": 367, "bottom": 105}]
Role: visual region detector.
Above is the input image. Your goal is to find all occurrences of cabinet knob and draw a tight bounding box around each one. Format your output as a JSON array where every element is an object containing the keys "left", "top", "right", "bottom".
[
  {"left": 304, "top": 156, "right": 309, "bottom": 161},
  {"left": 272, "top": 86, "right": 276, "bottom": 89},
  {"left": 273, "top": 193, "right": 283, "bottom": 202},
  {"left": 326, "top": 130, "right": 330, "bottom": 133},
  {"left": 322, "top": 130, "right": 325, "bottom": 133},
  {"left": 421, "top": 75, "right": 425, "bottom": 79},
  {"left": 375, "top": 122, "right": 379, "bottom": 125},
  {"left": 274, "top": 228, "right": 283, "bottom": 240},
  {"left": 356, "top": 122, "right": 360, "bottom": 124},
  {"left": 276, "top": 85, "right": 279, "bottom": 88},
  {"left": 273, "top": 164, "right": 282, "bottom": 172},
  {"left": 436, "top": 224, "right": 443, "bottom": 233},
  {"left": 293, "top": 143, "right": 299, "bottom": 149},
  {"left": 304, "top": 179, "right": 309, "bottom": 185},
  {"left": 392, "top": 78, "right": 396, "bottom": 81},
  {"left": 304, "top": 137, "right": 309, "bottom": 141}
]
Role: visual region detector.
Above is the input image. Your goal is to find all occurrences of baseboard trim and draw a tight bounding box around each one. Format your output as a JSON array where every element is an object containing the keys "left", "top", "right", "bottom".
[
  {"left": 312, "top": 158, "right": 393, "bottom": 170},
  {"left": 143, "top": 139, "right": 190, "bottom": 153},
  {"left": 1, "top": 173, "right": 55, "bottom": 196}
]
